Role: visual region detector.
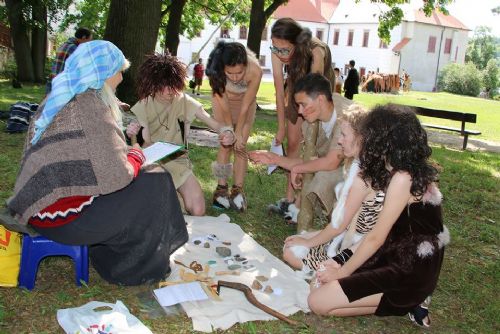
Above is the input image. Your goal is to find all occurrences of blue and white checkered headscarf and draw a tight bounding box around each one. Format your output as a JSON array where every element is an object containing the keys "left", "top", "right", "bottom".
[{"left": 31, "top": 40, "right": 126, "bottom": 144}]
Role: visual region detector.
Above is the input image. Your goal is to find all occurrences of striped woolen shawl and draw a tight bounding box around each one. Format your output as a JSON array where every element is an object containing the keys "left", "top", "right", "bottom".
[{"left": 8, "top": 90, "right": 135, "bottom": 225}]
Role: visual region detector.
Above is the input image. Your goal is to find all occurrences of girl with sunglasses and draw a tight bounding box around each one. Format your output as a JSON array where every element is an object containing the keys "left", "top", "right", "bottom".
[{"left": 270, "top": 17, "right": 336, "bottom": 209}]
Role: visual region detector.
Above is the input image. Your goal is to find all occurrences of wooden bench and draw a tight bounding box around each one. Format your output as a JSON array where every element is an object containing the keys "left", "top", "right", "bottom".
[{"left": 397, "top": 105, "right": 481, "bottom": 150}]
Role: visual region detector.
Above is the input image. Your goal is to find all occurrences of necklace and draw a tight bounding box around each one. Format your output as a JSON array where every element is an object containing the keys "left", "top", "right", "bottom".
[{"left": 152, "top": 103, "right": 170, "bottom": 131}]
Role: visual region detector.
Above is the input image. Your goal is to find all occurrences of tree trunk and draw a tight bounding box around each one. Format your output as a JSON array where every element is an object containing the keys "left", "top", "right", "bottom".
[
  {"left": 247, "top": 0, "right": 287, "bottom": 57},
  {"left": 104, "top": 0, "right": 163, "bottom": 104},
  {"left": 5, "top": 0, "right": 34, "bottom": 82},
  {"left": 31, "top": 1, "right": 47, "bottom": 83},
  {"left": 164, "top": 0, "right": 187, "bottom": 56},
  {"left": 246, "top": 0, "right": 265, "bottom": 57},
  {"left": 297, "top": 121, "right": 319, "bottom": 233}
]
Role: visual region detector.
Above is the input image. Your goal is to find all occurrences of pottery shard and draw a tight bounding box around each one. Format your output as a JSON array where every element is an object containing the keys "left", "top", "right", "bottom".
[
  {"left": 204, "top": 242, "right": 210, "bottom": 248},
  {"left": 222, "top": 241, "right": 231, "bottom": 246},
  {"left": 194, "top": 240, "right": 201, "bottom": 245},
  {"left": 264, "top": 285, "right": 273, "bottom": 294},
  {"left": 216, "top": 246, "right": 231, "bottom": 257},
  {"left": 255, "top": 275, "right": 268, "bottom": 282},
  {"left": 251, "top": 279, "right": 263, "bottom": 290}
]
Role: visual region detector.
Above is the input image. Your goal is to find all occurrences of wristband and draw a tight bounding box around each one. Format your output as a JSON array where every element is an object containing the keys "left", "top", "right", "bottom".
[
  {"left": 219, "top": 126, "right": 236, "bottom": 144},
  {"left": 331, "top": 248, "right": 353, "bottom": 265}
]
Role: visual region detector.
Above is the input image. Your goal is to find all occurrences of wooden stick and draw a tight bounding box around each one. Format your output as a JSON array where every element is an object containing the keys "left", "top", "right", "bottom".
[
  {"left": 215, "top": 270, "right": 241, "bottom": 276},
  {"left": 217, "top": 280, "right": 299, "bottom": 326}
]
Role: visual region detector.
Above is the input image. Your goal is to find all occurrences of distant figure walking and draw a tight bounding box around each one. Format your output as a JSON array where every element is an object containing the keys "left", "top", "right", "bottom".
[
  {"left": 344, "top": 60, "right": 360, "bottom": 100},
  {"left": 193, "top": 58, "right": 205, "bottom": 95}
]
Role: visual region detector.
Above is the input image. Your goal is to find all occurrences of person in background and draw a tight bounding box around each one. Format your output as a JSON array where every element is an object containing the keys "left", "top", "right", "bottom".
[
  {"left": 343, "top": 60, "right": 360, "bottom": 100},
  {"left": 6, "top": 40, "right": 188, "bottom": 286},
  {"left": 193, "top": 58, "right": 205, "bottom": 95},
  {"left": 46, "top": 27, "right": 93, "bottom": 93},
  {"left": 334, "top": 67, "right": 344, "bottom": 95},
  {"left": 126, "top": 53, "right": 235, "bottom": 216},
  {"left": 206, "top": 41, "right": 262, "bottom": 212},
  {"left": 270, "top": 17, "right": 336, "bottom": 209}
]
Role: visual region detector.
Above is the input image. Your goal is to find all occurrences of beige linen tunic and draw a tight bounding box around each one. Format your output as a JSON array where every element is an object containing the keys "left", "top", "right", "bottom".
[
  {"left": 131, "top": 94, "right": 202, "bottom": 188},
  {"left": 302, "top": 93, "right": 353, "bottom": 215}
]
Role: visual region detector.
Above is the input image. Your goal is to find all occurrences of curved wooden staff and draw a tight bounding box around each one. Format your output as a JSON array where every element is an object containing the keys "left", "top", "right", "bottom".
[{"left": 217, "top": 280, "right": 299, "bottom": 326}]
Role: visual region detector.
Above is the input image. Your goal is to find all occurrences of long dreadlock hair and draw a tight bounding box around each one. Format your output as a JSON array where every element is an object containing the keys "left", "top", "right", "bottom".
[{"left": 136, "top": 53, "right": 186, "bottom": 100}]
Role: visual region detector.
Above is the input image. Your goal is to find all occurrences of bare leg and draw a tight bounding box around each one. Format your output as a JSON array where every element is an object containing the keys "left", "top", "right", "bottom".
[
  {"left": 282, "top": 230, "right": 321, "bottom": 269},
  {"left": 233, "top": 103, "right": 256, "bottom": 187},
  {"left": 177, "top": 174, "right": 205, "bottom": 216},
  {"left": 283, "top": 248, "right": 306, "bottom": 269},
  {"left": 308, "top": 279, "right": 382, "bottom": 316},
  {"left": 285, "top": 117, "right": 303, "bottom": 203}
]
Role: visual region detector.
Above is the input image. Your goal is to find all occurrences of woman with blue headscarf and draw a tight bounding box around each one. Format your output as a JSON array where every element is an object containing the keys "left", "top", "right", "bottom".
[{"left": 6, "top": 41, "right": 188, "bottom": 285}]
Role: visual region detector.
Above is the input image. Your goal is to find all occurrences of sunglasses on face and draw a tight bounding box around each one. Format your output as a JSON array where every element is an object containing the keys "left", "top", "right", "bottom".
[{"left": 270, "top": 45, "right": 292, "bottom": 56}]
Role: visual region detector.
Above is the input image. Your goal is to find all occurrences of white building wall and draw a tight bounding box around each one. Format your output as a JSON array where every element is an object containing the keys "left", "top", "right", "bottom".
[
  {"left": 329, "top": 23, "right": 401, "bottom": 76},
  {"left": 175, "top": 6, "right": 468, "bottom": 92},
  {"left": 400, "top": 23, "right": 468, "bottom": 91}
]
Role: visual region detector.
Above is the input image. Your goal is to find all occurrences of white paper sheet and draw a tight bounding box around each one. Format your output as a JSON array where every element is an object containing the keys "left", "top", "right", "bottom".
[
  {"left": 142, "top": 142, "right": 183, "bottom": 165},
  {"left": 267, "top": 139, "right": 284, "bottom": 175},
  {"left": 153, "top": 282, "right": 208, "bottom": 307}
]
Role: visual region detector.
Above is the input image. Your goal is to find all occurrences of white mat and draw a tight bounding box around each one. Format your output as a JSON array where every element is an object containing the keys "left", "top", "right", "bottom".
[{"left": 170, "top": 214, "right": 310, "bottom": 332}]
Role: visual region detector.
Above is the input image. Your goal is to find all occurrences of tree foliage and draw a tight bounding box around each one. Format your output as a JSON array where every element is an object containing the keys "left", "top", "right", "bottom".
[
  {"left": 438, "top": 62, "right": 482, "bottom": 97},
  {"left": 59, "top": 0, "right": 109, "bottom": 38},
  {"left": 160, "top": 0, "right": 251, "bottom": 56},
  {"left": 374, "top": 0, "right": 452, "bottom": 43},
  {"left": 482, "top": 58, "right": 499, "bottom": 97},
  {"left": 3, "top": 0, "right": 73, "bottom": 82},
  {"left": 465, "top": 26, "right": 497, "bottom": 70}
]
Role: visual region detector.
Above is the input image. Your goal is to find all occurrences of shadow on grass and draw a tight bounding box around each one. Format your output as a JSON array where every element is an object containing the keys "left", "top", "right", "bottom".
[{"left": 0, "top": 110, "right": 498, "bottom": 333}]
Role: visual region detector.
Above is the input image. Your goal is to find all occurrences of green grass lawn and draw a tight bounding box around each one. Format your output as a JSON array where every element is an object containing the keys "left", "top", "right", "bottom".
[{"left": 0, "top": 80, "right": 499, "bottom": 333}]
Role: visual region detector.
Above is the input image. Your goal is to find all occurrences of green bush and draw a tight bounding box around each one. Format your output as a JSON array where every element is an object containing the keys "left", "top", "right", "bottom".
[
  {"left": 482, "top": 58, "right": 499, "bottom": 98},
  {"left": 437, "top": 62, "right": 482, "bottom": 96}
]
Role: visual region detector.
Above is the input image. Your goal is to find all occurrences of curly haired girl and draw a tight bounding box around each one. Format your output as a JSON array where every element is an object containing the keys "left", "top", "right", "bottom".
[{"left": 310, "top": 104, "right": 448, "bottom": 328}]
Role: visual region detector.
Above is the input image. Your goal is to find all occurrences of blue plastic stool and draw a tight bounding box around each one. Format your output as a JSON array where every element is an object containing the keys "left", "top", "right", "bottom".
[{"left": 19, "top": 234, "right": 89, "bottom": 290}]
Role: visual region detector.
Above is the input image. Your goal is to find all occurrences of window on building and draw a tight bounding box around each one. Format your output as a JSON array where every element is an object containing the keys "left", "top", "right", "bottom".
[
  {"left": 239, "top": 26, "right": 247, "bottom": 40},
  {"left": 316, "top": 29, "right": 324, "bottom": 41},
  {"left": 444, "top": 38, "right": 452, "bottom": 54},
  {"left": 360, "top": 67, "right": 366, "bottom": 77},
  {"left": 220, "top": 27, "right": 230, "bottom": 38},
  {"left": 333, "top": 30, "right": 340, "bottom": 45},
  {"left": 261, "top": 26, "right": 268, "bottom": 41},
  {"left": 362, "top": 30, "right": 369, "bottom": 47},
  {"left": 191, "top": 53, "right": 198, "bottom": 62},
  {"left": 455, "top": 46, "right": 458, "bottom": 61},
  {"left": 427, "top": 36, "right": 436, "bottom": 53},
  {"left": 259, "top": 55, "right": 266, "bottom": 67},
  {"left": 344, "top": 64, "right": 350, "bottom": 76},
  {"left": 379, "top": 39, "right": 388, "bottom": 49},
  {"left": 347, "top": 30, "right": 354, "bottom": 46}
]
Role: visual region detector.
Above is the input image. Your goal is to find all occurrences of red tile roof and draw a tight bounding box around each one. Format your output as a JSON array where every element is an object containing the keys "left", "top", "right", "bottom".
[
  {"left": 392, "top": 37, "right": 411, "bottom": 52},
  {"left": 413, "top": 9, "right": 469, "bottom": 30},
  {"left": 274, "top": 0, "right": 340, "bottom": 23}
]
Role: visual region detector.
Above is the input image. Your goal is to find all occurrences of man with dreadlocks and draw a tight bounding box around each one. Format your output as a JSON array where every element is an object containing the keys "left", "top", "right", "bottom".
[{"left": 126, "top": 53, "right": 235, "bottom": 216}]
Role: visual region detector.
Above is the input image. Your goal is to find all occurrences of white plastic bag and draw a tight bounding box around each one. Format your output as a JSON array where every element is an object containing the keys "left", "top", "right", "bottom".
[{"left": 57, "top": 300, "right": 153, "bottom": 334}]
